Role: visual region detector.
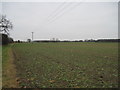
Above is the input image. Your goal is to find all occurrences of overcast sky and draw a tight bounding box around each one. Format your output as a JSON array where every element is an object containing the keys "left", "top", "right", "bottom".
[{"left": 1, "top": 2, "right": 118, "bottom": 41}]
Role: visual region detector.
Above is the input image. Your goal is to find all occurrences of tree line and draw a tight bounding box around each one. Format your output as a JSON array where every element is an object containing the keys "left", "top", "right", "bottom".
[
  {"left": 25, "top": 39, "right": 119, "bottom": 43},
  {"left": 0, "top": 15, "right": 13, "bottom": 45}
]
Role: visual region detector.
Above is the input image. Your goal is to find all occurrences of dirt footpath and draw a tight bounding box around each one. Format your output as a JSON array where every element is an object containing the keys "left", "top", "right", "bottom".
[{"left": 2, "top": 46, "right": 19, "bottom": 88}]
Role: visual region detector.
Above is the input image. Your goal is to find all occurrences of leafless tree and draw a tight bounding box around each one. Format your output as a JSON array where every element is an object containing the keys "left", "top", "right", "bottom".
[{"left": 0, "top": 15, "right": 13, "bottom": 35}]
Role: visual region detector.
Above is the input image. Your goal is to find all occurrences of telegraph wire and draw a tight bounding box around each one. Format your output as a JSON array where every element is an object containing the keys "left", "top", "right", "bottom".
[
  {"left": 46, "top": 1, "right": 67, "bottom": 21},
  {"left": 39, "top": 1, "right": 68, "bottom": 27},
  {"left": 47, "top": 2, "right": 73, "bottom": 22},
  {"left": 47, "top": 0, "right": 85, "bottom": 24}
]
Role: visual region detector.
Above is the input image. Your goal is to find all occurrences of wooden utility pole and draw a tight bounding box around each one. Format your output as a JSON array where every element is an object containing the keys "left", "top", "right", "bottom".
[{"left": 32, "top": 32, "right": 34, "bottom": 41}]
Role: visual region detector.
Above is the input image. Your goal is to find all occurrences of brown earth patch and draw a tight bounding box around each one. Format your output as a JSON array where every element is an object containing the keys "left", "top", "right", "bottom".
[{"left": 2, "top": 47, "right": 19, "bottom": 88}]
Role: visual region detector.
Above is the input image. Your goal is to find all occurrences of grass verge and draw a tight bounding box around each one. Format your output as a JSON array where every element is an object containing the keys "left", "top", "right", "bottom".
[{"left": 2, "top": 44, "right": 19, "bottom": 88}]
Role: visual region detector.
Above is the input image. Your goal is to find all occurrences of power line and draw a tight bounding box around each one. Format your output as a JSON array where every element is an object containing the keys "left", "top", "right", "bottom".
[
  {"left": 36, "top": 0, "right": 85, "bottom": 29},
  {"left": 40, "top": 1, "right": 67, "bottom": 27},
  {"left": 47, "top": 2, "right": 75, "bottom": 23},
  {"left": 46, "top": 1, "right": 67, "bottom": 21},
  {"left": 48, "top": 0, "right": 85, "bottom": 24},
  {"left": 41, "top": 1, "right": 74, "bottom": 26},
  {"left": 47, "top": 2, "right": 73, "bottom": 22}
]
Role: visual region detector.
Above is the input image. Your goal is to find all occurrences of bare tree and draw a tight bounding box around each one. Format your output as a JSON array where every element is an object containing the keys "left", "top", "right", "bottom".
[{"left": 0, "top": 15, "right": 13, "bottom": 35}]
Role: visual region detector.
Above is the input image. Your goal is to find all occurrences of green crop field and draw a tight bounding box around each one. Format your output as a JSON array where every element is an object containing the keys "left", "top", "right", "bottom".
[{"left": 3, "top": 42, "right": 118, "bottom": 88}]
